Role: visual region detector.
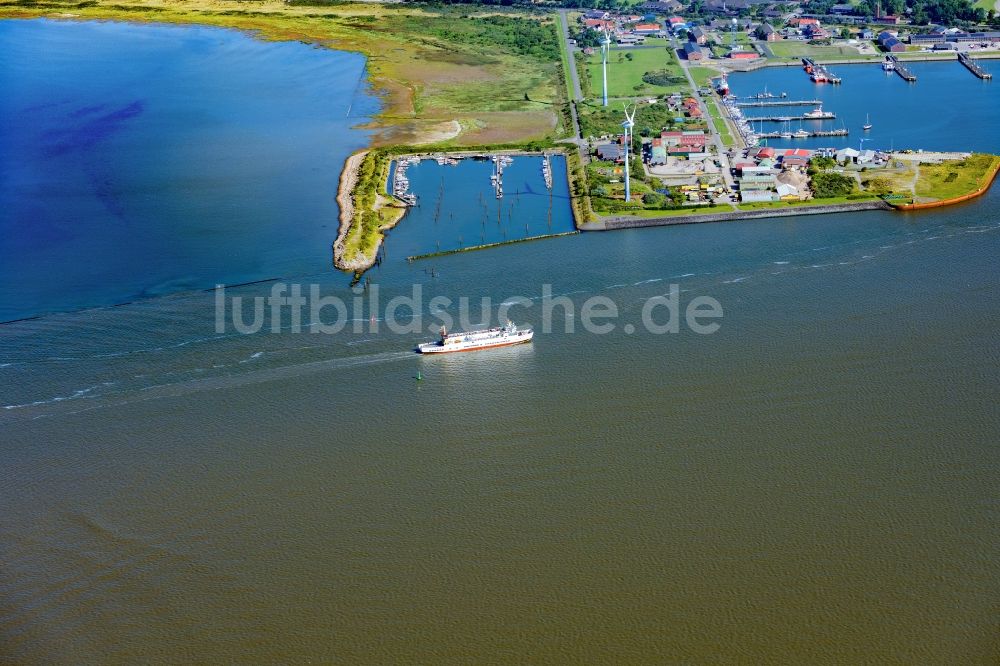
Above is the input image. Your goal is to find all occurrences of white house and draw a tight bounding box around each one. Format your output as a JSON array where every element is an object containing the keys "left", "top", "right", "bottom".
[
  {"left": 836, "top": 147, "right": 860, "bottom": 164},
  {"left": 776, "top": 183, "right": 799, "bottom": 198},
  {"left": 858, "top": 149, "right": 877, "bottom": 164},
  {"left": 740, "top": 189, "right": 776, "bottom": 203}
]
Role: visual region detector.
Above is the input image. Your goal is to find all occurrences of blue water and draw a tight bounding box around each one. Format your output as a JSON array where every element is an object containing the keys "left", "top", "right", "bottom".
[
  {"left": 385, "top": 156, "right": 575, "bottom": 258},
  {"left": 731, "top": 60, "right": 1000, "bottom": 152},
  {"left": 0, "top": 19, "right": 378, "bottom": 321},
  {"left": 1, "top": 20, "right": 999, "bottom": 662}
]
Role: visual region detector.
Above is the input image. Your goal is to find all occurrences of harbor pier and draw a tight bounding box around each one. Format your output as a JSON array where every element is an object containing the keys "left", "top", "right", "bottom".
[
  {"left": 754, "top": 129, "right": 848, "bottom": 139},
  {"left": 959, "top": 52, "right": 992, "bottom": 80},
  {"left": 889, "top": 56, "right": 917, "bottom": 82},
  {"left": 736, "top": 99, "right": 821, "bottom": 108},
  {"left": 745, "top": 113, "right": 836, "bottom": 122}
]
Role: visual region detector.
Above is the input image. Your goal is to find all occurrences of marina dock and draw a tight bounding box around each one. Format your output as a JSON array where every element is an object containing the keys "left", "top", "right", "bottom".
[
  {"left": 889, "top": 56, "right": 917, "bottom": 82},
  {"left": 959, "top": 52, "right": 992, "bottom": 79},
  {"left": 744, "top": 113, "right": 836, "bottom": 122},
  {"left": 802, "top": 58, "right": 842, "bottom": 84},
  {"left": 736, "top": 99, "right": 822, "bottom": 108},
  {"left": 755, "top": 129, "right": 848, "bottom": 139}
]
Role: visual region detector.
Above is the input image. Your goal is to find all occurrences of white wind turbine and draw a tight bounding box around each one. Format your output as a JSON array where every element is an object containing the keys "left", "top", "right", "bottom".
[
  {"left": 622, "top": 104, "right": 636, "bottom": 202},
  {"left": 601, "top": 27, "right": 611, "bottom": 107}
]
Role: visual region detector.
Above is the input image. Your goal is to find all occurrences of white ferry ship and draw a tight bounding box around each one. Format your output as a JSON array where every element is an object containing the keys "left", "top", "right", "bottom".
[{"left": 416, "top": 321, "right": 533, "bottom": 354}]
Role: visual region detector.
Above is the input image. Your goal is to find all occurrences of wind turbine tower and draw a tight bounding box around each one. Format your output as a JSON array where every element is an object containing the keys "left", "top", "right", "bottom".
[
  {"left": 601, "top": 28, "right": 611, "bottom": 107},
  {"left": 622, "top": 104, "right": 636, "bottom": 202}
]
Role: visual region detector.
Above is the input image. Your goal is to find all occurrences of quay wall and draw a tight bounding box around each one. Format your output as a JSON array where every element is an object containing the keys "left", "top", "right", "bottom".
[{"left": 591, "top": 200, "right": 892, "bottom": 231}]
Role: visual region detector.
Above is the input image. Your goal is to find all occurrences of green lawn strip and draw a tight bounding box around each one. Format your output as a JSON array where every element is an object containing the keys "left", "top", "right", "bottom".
[
  {"left": 766, "top": 41, "right": 866, "bottom": 59},
  {"left": 601, "top": 206, "right": 723, "bottom": 218},
  {"left": 703, "top": 97, "right": 733, "bottom": 146},
  {"left": 735, "top": 194, "right": 878, "bottom": 210}
]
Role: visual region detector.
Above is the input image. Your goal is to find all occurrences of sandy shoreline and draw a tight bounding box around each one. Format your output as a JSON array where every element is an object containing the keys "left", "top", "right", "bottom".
[{"left": 332, "top": 150, "right": 369, "bottom": 272}]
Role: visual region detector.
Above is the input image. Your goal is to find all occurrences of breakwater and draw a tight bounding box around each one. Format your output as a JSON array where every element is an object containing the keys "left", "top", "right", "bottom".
[
  {"left": 405, "top": 231, "right": 580, "bottom": 262},
  {"left": 590, "top": 200, "right": 893, "bottom": 231}
]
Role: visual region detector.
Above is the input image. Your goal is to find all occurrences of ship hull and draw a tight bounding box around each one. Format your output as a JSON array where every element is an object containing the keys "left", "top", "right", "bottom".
[{"left": 417, "top": 332, "right": 533, "bottom": 354}]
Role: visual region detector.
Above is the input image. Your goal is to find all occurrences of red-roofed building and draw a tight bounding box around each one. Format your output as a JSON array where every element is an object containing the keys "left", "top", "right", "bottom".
[
  {"left": 788, "top": 17, "right": 820, "bottom": 27},
  {"left": 758, "top": 146, "right": 776, "bottom": 159},
  {"left": 805, "top": 25, "right": 829, "bottom": 39},
  {"left": 680, "top": 97, "right": 703, "bottom": 117},
  {"left": 634, "top": 23, "right": 662, "bottom": 33},
  {"left": 661, "top": 130, "right": 707, "bottom": 156},
  {"left": 584, "top": 19, "right": 616, "bottom": 30}
]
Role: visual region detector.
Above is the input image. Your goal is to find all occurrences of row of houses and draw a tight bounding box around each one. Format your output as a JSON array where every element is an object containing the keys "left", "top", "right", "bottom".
[
  {"left": 909, "top": 28, "right": 1000, "bottom": 45},
  {"left": 683, "top": 30, "right": 760, "bottom": 60},
  {"left": 649, "top": 131, "right": 709, "bottom": 162},
  {"left": 878, "top": 30, "right": 906, "bottom": 52},
  {"left": 756, "top": 17, "right": 830, "bottom": 42},
  {"left": 580, "top": 11, "right": 668, "bottom": 43},
  {"left": 596, "top": 129, "right": 709, "bottom": 165},
  {"left": 733, "top": 148, "right": 813, "bottom": 203}
]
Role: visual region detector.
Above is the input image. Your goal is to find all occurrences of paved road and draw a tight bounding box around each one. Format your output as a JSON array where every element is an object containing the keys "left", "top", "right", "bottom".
[
  {"left": 672, "top": 35, "right": 721, "bottom": 154},
  {"left": 556, "top": 9, "right": 588, "bottom": 162},
  {"left": 671, "top": 34, "right": 737, "bottom": 195},
  {"left": 557, "top": 9, "right": 583, "bottom": 103}
]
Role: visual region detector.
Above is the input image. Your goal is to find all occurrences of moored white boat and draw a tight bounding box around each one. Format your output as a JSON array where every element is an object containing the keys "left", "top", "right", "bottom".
[{"left": 417, "top": 321, "right": 533, "bottom": 354}]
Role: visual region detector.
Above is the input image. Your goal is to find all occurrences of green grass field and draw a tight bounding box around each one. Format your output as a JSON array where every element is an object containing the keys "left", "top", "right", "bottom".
[
  {"left": 914, "top": 154, "right": 1000, "bottom": 201},
  {"left": 687, "top": 66, "right": 718, "bottom": 87},
  {"left": 583, "top": 46, "right": 687, "bottom": 99},
  {"left": 767, "top": 41, "right": 867, "bottom": 60}
]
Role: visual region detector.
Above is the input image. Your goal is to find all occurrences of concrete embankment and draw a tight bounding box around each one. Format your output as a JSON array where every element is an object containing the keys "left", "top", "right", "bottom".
[{"left": 586, "top": 200, "right": 892, "bottom": 231}]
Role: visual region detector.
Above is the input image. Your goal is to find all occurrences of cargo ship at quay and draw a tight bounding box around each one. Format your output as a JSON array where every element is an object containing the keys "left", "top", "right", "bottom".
[{"left": 416, "top": 321, "right": 533, "bottom": 354}]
